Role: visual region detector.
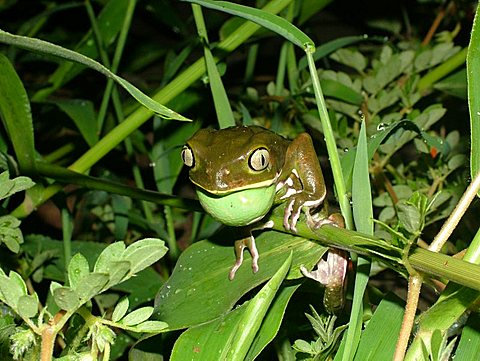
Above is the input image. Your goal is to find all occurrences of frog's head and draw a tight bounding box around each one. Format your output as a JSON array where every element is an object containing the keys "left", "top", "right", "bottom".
[{"left": 181, "top": 126, "right": 288, "bottom": 226}]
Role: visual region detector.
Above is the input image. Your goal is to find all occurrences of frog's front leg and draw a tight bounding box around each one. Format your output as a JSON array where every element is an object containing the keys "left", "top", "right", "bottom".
[
  {"left": 229, "top": 232, "right": 259, "bottom": 280},
  {"left": 280, "top": 133, "right": 327, "bottom": 232}
]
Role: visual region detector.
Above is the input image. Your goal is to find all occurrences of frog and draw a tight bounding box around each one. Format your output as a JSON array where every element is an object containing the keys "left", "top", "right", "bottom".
[{"left": 181, "top": 125, "right": 342, "bottom": 280}]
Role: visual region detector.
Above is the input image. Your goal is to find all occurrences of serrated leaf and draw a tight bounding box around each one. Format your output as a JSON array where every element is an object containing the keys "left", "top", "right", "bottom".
[
  {"left": 17, "top": 294, "right": 38, "bottom": 319},
  {"left": 53, "top": 287, "right": 79, "bottom": 311},
  {"left": 94, "top": 242, "right": 125, "bottom": 273},
  {"left": 68, "top": 253, "right": 90, "bottom": 289},
  {"left": 112, "top": 297, "right": 129, "bottom": 323},
  {"left": 120, "top": 307, "right": 154, "bottom": 326},
  {"left": 122, "top": 238, "right": 167, "bottom": 274},
  {"left": 76, "top": 273, "right": 109, "bottom": 302},
  {"left": 129, "top": 320, "right": 168, "bottom": 333},
  {"left": 0, "top": 274, "right": 24, "bottom": 309}
]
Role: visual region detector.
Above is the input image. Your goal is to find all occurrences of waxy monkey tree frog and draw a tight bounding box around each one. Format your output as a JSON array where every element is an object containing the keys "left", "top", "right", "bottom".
[{"left": 181, "top": 125, "right": 341, "bottom": 280}]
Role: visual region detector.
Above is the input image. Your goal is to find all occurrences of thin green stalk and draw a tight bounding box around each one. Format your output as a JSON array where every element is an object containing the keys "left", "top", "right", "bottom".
[
  {"left": 43, "top": 143, "right": 75, "bottom": 163},
  {"left": 192, "top": 3, "right": 235, "bottom": 128},
  {"left": 61, "top": 208, "right": 73, "bottom": 280},
  {"left": 244, "top": 43, "right": 258, "bottom": 83},
  {"left": 305, "top": 47, "right": 353, "bottom": 230},
  {"left": 164, "top": 206, "right": 179, "bottom": 259},
  {"left": 275, "top": 42, "right": 288, "bottom": 95},
  {"left": 286, "top": 42, "right": 298, "bottom": 94}
]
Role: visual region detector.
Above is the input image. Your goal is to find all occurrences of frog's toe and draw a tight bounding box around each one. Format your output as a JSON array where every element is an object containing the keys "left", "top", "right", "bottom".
[{"left": 283, "top": 199, "right": 295, "bottom": 231}]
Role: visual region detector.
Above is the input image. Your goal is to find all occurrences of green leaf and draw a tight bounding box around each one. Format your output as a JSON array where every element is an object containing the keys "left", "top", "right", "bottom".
[
  {"left": 76, "top": 273, "right": 109, "bottom": 302},
  {"left": 455, "top": 313, "right": 480, "bottom": 361},
  {"left": 330, "top": 48, "right": 367, "bottom": 73},
  {"left": 104, "top": 261, "right": 131, "bottom": 289},
  {"left": 355, "top": 293, "right": 404, "bottom": 360},
  {"left": 154, "top": 230, "right": 326, "bottom": 330},
  {"left": 225, "top": 252, "right": 292, "bottom": 361},
  {"left": 468, "top": 3, "right": 480, "bottom": 184},
  {"left": 397, "top": 202, "right": 421, "bottom": 234},
  {"left": 51, "top": 99, "right": 99, "bottom": 147},
  {"left": 171, "top": 283, "right": 298, "bottom": 360},
  {"left": 94, "top": 242, "right": 126, "bottom": 273},
  {"left": 122, "top": 238, "right": 168, "bottom": 274},
  {"left": 129, "top": 320, "right": 168, "bottom": 333},
  {"left": 53, "top": 287, "right": 79, "bottom": 311},
  {"left": 203, "top": 43, "right": 235, "bottom": 129},
  {"left": 344, "top": 121, "right": 373, "bottom": 360},
  {"left": 120, "top": 306, "right": 154, "bottom": 326},
  {"left": 184, "top": 0, "right": 314, "bottom": 49},
  {"left": 0, "top": 53, "right": 36, "bottom": 173},
  {"left": 245, "top": 283, "right": 300, "bottom": 360},
  {"left": 0, "top": 172, "right": 34, "bottom": 200},
  {"left": 0, "top": 29, "right": 189, "bottom": 122},
  {"left": 320, "top": 79, "right": 363, "bottom": 105},
  {"left": 23, "top": 236, "right": 162, "bottom": 309},
  {"left": 0, "top": 215, "right": 23, "bottom": 253},
  {"left": 16, "top": 294, "right": 39, "bottom": 319},
  {"left": 112, "top": 297, "right": 129, "bottom": 323},
  {"left": 68, "top": 253, "right": 90, "bottom": 289}
]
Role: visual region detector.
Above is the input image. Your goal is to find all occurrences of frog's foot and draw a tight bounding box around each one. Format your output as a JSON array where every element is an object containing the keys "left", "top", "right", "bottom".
[
  {"left": 307, "top": 212, "right": 345, "bottom": 230},
  {"left": 229, "top": 234, "right": 259, "bottom": 280},
  {"left": 284, "top": 195, "right": 323, "bottom": 233},
  {"left": 300, "top": 248, "right": 348, "bottom": 313}
]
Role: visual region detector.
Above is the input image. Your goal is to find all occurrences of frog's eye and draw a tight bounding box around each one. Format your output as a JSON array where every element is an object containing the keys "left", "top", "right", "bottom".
[
  {"left": 249, "top": 148, "right": 270, "bottom": 171},
  {"left": 181, "top": 146, "right": 195, "bottom": 167}
]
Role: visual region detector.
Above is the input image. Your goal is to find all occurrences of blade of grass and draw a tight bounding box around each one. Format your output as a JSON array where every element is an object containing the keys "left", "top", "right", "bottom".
[
  {"left": 192, "top": 3, "right": 235, "bottom": 129},
  {"left": 0, "top": 53, "right": 36, "bottom": 174},
  {"left": 184, "top": 0, "right": 313, "bottom": 48},
  {"left": 305, "top": 48, "right": 353, "bottom": 229},
  {"left": 342, "top": 121, "right": 373, "bottom": 361},
  {"left": 225, "top": 252, "right": 292, "bottom": 360},
  {"left": 467, "top": 3, "right": 480, "bottom": 191},
  {"left": 0, "top": 29, "right": 189, "bottom": 122}
]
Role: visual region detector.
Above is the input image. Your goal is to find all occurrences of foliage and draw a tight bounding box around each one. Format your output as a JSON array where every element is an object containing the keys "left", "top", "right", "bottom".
[{"left": 0, "top": 0, "right": 479, "bottom": 360}]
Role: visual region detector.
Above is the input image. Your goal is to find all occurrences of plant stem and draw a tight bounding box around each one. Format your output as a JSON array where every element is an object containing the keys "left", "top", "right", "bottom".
[
  {"left": 305, "top": 47, "right": 353, "bottom": 230},
  {"left": 40, "top": 325, "right": 55, "bottom": 361},
  {"left": 429, "top": 171, "right": 480, "bottom": 252},
  {"left": 393, "top": 275, "right": 422, "bottom": 361}
]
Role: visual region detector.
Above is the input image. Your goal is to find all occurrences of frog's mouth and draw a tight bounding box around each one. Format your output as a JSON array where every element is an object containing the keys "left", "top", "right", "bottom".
[{"left": 190, "top": 172, "right": 280, "bottom": 196}]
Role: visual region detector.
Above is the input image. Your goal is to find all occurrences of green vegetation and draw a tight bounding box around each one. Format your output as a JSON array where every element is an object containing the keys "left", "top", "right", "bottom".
[{"left": 0, "top": 0, "right": 478, "bottom": 359}]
